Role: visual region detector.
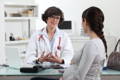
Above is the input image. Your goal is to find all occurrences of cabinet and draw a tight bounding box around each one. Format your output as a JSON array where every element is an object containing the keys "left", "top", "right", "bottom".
[
  {"left": 1, "top": 3, "right": 38, "bottom": 66},
  {"left": 3, "top": 3, "right": 38, "bottom": 44}
]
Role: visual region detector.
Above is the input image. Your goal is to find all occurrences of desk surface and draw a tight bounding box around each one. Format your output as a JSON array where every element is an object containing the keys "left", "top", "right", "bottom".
[
  {"left": 0, "top": 67, "right": 120, "bottom": 76},
  {"left": 102, "top": 69, "right": 120, "bottom": 76},
  {"left": 0, "top": 67, "right": 62, "bottom": 76}
]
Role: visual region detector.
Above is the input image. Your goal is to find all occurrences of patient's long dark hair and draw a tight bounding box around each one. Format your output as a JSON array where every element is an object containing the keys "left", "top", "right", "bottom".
[{"left": 82, "top": 6, "right": 107, "bottom": 56}]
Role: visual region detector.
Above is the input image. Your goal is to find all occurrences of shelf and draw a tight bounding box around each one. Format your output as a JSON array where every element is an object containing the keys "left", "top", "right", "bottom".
[
  {"left": 3, "top": 3, "right": 38, "bottom": 44},
  {"left": 2, "top": 3, "right": 38, "bottom": 46},
  {"left": 5, "top": 40, "right": 28, "bottom": 46},
  {"left": 4, "top": 3, "right": 38, "bottom": 18},
  {"left": 5, "top": 17, "right": 38, "bottom": 20},
  {"left": 4, "top": 3, "right": 38, "bottom": 7}
]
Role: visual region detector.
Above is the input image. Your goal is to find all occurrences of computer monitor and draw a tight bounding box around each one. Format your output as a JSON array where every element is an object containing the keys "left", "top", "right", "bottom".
[{"left": 58, "top": 20, "right": 73, "bottom": 35}]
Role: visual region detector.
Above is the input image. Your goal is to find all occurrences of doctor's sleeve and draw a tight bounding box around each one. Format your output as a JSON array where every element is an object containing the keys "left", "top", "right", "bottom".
[
  {"left": 25, "top": 34, "right": 38, "bottom": 64},
  {"left": 61, "top": 34, "right": 74, "bottom": 67},
  {"left": 76, "top": 43, "right": 97, "bottom": 80}
]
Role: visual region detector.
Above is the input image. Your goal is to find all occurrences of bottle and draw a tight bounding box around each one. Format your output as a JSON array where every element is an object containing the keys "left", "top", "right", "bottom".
[{"left": 9, "top": 33, "right": 15, "bottom": 41}]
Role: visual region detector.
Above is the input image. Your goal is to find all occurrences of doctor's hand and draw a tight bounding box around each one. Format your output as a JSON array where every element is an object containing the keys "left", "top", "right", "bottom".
[
  {"left": 37, "top": 52, "right": 50, "bottom": 63},
  {"left": 70, "top": 60, "right": 75, "bottom": 65},
  {"left": 46, "top": 53, "right": 64, "bottom": 64}
]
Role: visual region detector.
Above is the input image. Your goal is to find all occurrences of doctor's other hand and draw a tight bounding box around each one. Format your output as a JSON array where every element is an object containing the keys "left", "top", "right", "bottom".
[
  {"left": 46, "top": 53, "right": 64, "bottom": 64},
  {"left": 37, "top": 52, "right": 50, "bottom": 63},
  {"left": 70, "top": 60, "right": 75, "bottom": 65}
]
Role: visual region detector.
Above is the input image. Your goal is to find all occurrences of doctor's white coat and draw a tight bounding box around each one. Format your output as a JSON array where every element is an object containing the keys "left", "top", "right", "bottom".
[{"left": 25, "top": 27, "right": 74, "bottom": 67}]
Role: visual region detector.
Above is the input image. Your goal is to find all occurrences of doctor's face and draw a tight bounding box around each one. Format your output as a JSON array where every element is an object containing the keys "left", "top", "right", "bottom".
[{"left": 47, "top": 15, "right": 60, "bottom": 28}]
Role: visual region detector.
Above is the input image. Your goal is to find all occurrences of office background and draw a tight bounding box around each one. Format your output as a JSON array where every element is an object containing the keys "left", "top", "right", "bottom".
[{"left": 0, "top": 0, "right": 120, "bottom": 66}]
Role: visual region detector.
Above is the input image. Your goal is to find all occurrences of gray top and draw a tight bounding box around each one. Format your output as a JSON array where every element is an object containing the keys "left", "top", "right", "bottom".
[{"left": 63, "top": 38, "right": 106, "bottom": 80}]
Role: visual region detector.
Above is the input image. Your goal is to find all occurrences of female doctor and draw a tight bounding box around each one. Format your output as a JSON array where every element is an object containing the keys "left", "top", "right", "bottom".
[
  {"left": 25, "top": 6, "right": 74, "bottom": 68},
  {"left": 63, "top": 6, "right": 107, "bottom": 80}
]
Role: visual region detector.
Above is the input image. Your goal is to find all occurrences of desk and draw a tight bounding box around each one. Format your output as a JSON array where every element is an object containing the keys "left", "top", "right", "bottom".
[
  {"left": 102, "top": 69, "right": 120, "bottom": 80},
  {"left": 0, "top": 67, "right": 62, "bottom": 80},
  {"left": 0, "top": 67, "right": 120, "bottom": 80}
]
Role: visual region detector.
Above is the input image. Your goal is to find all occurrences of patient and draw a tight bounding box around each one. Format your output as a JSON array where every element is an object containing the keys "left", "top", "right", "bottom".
[{"left": 63, "top": 6, "right": 107, "bottom": 80}]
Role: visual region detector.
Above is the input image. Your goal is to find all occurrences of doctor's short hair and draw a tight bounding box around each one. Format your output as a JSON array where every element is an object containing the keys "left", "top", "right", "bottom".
[{"left": 42, "top": 6, "right": 64, "bottom": 25}]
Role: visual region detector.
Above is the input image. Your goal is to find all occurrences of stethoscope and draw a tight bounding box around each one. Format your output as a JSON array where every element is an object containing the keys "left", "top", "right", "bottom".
[{"left": 37, "top": 28, "right": 62, "bottom": 56}]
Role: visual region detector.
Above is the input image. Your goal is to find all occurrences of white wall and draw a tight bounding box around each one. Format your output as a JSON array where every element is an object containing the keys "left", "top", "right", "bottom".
[
  {"left": 0, "top": 2, "right": 6, "bottom": 65},
  {"left": 35, "top": 0, "right": 120, "bottom": 38}
]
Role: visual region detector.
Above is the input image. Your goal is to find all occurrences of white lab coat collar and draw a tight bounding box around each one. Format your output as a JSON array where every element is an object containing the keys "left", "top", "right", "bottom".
[
  {"left": 40, "top": 26, "right": 60, "bottom": 36},
  {"left": 38, "top": 27, "right": 62, "bottom": 54}
]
